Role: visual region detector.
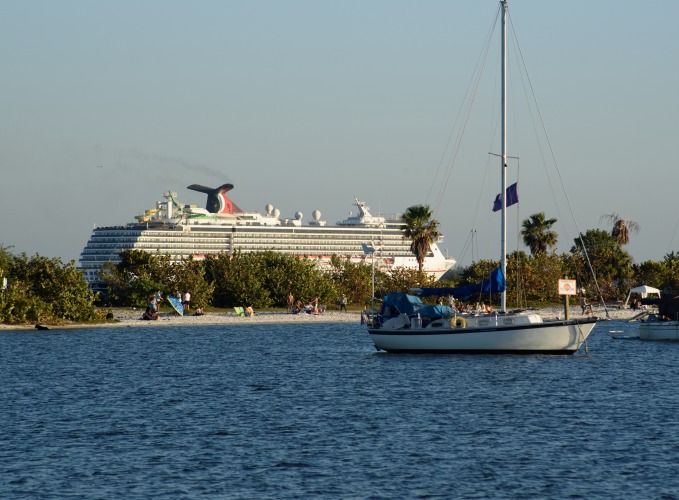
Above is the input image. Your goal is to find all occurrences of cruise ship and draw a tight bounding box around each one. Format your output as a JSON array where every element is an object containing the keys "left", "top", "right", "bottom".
[{"left": 77, "top": 183, "right": 456, "bottom": 283}]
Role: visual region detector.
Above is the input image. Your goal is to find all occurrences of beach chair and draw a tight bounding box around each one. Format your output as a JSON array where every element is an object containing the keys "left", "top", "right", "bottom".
[{"left": 234, "top": 306, "right": 245, "bottom": 317}]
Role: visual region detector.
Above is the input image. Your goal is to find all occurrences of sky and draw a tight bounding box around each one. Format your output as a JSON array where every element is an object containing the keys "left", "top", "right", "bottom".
[{"left": 2, "top": 0, "right": 678, "bottom": 270}]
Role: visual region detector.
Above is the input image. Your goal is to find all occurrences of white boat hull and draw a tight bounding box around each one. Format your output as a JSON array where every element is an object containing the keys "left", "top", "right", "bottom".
[
  {"left": 368, "top": 319, "right": 597, "bottom": 354},
  {"left": 639, "top": 320, "right": 679, "bottom": 341}
]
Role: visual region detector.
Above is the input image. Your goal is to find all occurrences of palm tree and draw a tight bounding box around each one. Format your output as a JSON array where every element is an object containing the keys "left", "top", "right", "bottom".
[
  {"left": 601, "top": 213, "right": 640, "bottom": 247},
  {"left": 401, "top": 205, "right": 441, "bottom": 272},
  {"left": 521, "top": 212, "right": 558, "bottom": 256}
]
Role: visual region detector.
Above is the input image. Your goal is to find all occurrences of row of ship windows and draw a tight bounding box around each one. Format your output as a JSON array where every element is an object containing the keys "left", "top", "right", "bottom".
[
  {"left": 80, "top": 246, "right": 421, "bottom": 260},
  {"left": 84, "top": 239, "right": 412, "bottom": 249},
  {"left": 94, "top": 227, "right": 406, "bottom": 235},
  {"left": 88, "top": 237, "right": 409, "bottom": 246},
  {"left": 82, "top": 245, "right": 415, "bottom": 254},
  {"left": 89, "top": 235, "right": 409, "bottom": 245}
]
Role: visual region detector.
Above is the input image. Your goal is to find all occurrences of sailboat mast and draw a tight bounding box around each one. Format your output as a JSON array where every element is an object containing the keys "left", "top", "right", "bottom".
[{"left": 500, "top": 0, "right": 508, "bottom": 313}]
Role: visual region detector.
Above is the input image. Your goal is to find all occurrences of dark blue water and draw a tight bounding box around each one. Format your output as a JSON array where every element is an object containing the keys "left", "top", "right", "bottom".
[{"left": 1, "top": 320, "right": 678, "bottom": 499}]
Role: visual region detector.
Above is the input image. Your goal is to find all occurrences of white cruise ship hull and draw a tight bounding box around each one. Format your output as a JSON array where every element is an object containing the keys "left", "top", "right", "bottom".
[{"left": 78, "top": 187, "right": 456, "bottom": 283}]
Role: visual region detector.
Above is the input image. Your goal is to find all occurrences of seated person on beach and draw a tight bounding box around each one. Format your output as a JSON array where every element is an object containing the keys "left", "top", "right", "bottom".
[
  {"left": 142, "top": 307, "right": 159, "bottom": 321},
  {"left": 580, "top": 297, "right": 592, "bottom": 315},
  {"left": 245, "top": 305, "right": 254, "bottom": 317},
  {"left": 194, "top": 306, "right": 204, "bottom": 316}
]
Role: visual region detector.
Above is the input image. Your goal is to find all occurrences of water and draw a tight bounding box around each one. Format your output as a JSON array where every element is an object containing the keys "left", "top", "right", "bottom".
[{"left": 1, "top": 320, "right": 678, "bottom": 499}]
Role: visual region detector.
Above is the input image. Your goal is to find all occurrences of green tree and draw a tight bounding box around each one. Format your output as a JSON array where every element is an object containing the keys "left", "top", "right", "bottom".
[
  {"left": 254, "top": 251, "right": 336, "bottom": 307},
  {"left": 204, "top": 251, "right": 336, "bottom": 309},
  {"left": 329, "top": 255, "right": 375, "bottom": 307},
  {"left": 521, "top": 212, "right": 558, "bottom": 256},
  {"left": 401, "top": 205, "right": 441, "bottom": 272},
  {"left": 633, "top": 252, "right": 679, "bottom": 293},
  {"left": 633, "top": 260, "right": 667, "bottom": 291},
  {"left": 204, "top": 251, "right": 269, "bottom": 308},
  {"left": 99, "top": 250, "right": 165, "bottom": 307},
  {"left": 1, "top": 252, "right": 101, "bottom": 324},
  {"left": 570, "top": 229, "right": 634, "bottom": 300},
  {"left": 512, "top": 252, "right": 567, "bottom": 304},
  {"left": 165, "top": 258, "right": 215, "bottom": 311},
  {"left": 380, "top": 268, "right": 435, "bottom": 296}
]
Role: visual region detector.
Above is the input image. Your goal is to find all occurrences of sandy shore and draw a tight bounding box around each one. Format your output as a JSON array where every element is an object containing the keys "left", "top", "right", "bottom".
[
  {"left": 0, "top": 304, "right": 647, "bottom": 331},
  {"left": 0, "top": 309, "right": 363, "bottom": 330}
]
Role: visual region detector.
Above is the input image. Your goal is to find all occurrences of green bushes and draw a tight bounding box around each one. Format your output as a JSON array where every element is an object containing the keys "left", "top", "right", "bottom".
[{"left": 0, "top": 249, "right": 102, "bottom": 324}]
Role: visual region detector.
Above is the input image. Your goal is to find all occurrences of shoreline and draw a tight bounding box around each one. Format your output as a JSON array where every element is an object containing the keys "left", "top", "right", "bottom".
[
  {"left": 0, "top": 309, "right": 363, "bottom": 331},
  {"left": 0, "top": 305, "right": 646, "bottom": 331}
]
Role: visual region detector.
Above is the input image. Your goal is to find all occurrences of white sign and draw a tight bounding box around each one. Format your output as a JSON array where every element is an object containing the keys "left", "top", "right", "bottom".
[{"left": 558, "top": 279, "right": 577, "bottom": 295}]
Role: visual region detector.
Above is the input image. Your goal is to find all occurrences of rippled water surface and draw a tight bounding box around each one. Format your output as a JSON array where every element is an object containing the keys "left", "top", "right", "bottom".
[{"left": 2, "top": 320, "right": 679, "bottom": 499}]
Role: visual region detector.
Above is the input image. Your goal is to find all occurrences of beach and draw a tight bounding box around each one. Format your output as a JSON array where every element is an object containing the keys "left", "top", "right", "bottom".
[{"left": 0, "top": 304, "right": 645, "bottom": 331}]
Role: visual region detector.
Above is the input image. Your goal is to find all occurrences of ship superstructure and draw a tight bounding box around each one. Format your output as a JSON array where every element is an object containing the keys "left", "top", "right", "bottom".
[{"left": 78, "top": 184, "right": 456, "bottom": 283}]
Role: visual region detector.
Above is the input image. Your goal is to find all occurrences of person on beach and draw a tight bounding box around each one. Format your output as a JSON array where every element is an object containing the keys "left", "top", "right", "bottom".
[
  {"left": 183, "top": 291, "right": 191, "bottom": 311},
  {"left": 580, "top": 296, "right": 592, "bottom": 315},
  {"left": 142, "top": 306, "right": 159, "bottom": 320},
  {"left": 155, "top": 290, "right": 163, "bottom": 310},
  {"left": 339, "top": 294, "right": 347, "bottom": 312},
  {"left": 194, "top": 306, "right": 204, "bottom": 316},
  {"left": 245, "top": 305, "right": 254, "bottom": 317},
  {"left": 287, "top": 292, "right": 294, "bottom": 312},
  {"left": 149, "top": 295, "right": 158, "bottom": 314}
]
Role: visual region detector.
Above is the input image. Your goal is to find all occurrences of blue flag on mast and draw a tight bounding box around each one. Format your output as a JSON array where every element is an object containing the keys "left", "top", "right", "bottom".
[{"left": 492, "top": 182, "right": 519, "bottom": 212}]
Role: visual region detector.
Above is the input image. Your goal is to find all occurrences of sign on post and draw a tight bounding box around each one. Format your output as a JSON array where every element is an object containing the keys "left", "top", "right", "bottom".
[{"left": 558, "top": 279, "right": 577, "bottom": 295}]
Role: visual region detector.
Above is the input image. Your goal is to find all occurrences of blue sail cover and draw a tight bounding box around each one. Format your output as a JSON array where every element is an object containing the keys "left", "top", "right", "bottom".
[
  {"left": 381, "top": 292, "right": 453, "bottom": 318},
  {"left": 413, "top": 267, "right": 506, "bottom": 300}
]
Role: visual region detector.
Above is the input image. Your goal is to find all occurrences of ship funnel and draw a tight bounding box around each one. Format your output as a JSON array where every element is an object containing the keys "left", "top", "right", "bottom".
[{"left": 187, "top": 183, "right": 243, "bottom": 214}]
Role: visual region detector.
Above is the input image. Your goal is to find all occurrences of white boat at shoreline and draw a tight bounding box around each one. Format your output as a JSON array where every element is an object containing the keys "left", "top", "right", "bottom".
[
  {"left": 629, "top": 292, "right": 679, "bottom": 341},
  {"left": 366, "top": 1, "right": 598, "bottom": 354},
  {"left": 639, "top": 319, "right": 679, "bottom": 341},
  {"left": 78, "top": 184, "right": 456, "bottom": 283}
]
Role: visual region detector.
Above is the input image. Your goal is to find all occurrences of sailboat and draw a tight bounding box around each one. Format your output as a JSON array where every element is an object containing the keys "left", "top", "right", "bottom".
[{"left": 366, "top": 1, "right": 598, "bottom": 354}]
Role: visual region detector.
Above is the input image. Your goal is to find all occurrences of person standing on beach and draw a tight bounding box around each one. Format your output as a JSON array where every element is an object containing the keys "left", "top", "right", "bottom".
[
  {"left": 339, "top": 294, "right": 347, "bottom": 312},
  {"left": 287, "top": 292, "right": 294, "bottom": 312},
  {"left": 155, "top": 290, "right": 163, "bottom": 311},
  {"left": 183, "top": 291, "right": 191, "bottom": 311}
]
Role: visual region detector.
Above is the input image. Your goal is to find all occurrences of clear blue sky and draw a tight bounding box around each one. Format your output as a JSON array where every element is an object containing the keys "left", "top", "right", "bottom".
[{"left": 1, "top": 1, "right": 677, "bottom": 269}]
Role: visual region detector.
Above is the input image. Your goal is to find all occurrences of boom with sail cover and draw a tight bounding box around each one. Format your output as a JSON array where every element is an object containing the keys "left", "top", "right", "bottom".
[{"left": 411, "top": 267, "right": 506, "bottom": 300}]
